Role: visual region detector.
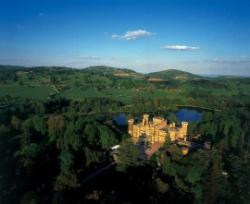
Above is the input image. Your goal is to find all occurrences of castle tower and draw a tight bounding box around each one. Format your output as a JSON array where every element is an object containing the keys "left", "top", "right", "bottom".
[
  {"left": 169, "top": 129, "right": 176, "bottom": 141},
  {"left": 179, "top": 121, "right": 188, "bottom": 141},
  {"left": 128, "top": 119, "right": 134, "bottom": 135},
  {"left": 142, "top": 114, "right": 149, "bottom": 126}
]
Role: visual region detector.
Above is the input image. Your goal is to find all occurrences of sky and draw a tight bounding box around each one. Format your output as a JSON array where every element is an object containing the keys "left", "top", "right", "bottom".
[{"left": 0, "top": 0, "right": 250, "bottom": 75}]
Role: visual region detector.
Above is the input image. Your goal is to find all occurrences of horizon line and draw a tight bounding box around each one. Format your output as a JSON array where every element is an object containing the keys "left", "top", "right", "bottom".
[{"left": 0, "top": 64, "right": 249, "bottom": 78}]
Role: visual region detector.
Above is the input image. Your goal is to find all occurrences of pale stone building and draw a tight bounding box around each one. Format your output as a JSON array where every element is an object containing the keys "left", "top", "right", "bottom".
[{"left": 128, "top": 114, "right": 188, "bottom": 145}]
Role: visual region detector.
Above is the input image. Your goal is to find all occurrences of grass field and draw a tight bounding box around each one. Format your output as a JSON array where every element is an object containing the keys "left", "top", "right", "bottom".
[
  {"left": 1, "top": 67, "right": 250, "bottom": 111},
  {"left": 0, "top": 84, "right": 55, "bottom": 99},
  {"left": 61, "top": 87, "right": 135, "bottom": 103}
]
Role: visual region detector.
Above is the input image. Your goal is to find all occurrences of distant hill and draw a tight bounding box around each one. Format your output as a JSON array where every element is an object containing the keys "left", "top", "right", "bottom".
[
  {"left": 146, "top": 69, "right": 202, "bottom": 81},
  {"left": 0, "top": 65, "right": 74, "bottom": 71},
  {"left": 4, "top": 65, "right": 248, "bottom": 80},
  {"left": 0, "top": 65, "right": 28, "bottom": 70},
  {"left": 213, "top": 75, "right": 249, "bottom": 79},
  {"left": 82, "top": 66, "right": 143, "bottom": 78}
]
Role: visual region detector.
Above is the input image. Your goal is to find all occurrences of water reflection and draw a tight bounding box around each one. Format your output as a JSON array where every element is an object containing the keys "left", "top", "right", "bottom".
[
  {"left": 176, "top": 108, "right": 202, "bottom": 122},
  {"left": 114, "top": 113, "right": 127, "bottom": 126}
]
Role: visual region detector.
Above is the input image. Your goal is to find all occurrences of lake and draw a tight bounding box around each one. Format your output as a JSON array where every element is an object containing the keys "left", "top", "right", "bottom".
[
  {"left": 114, "top": 113, "right": 127, "bottom": 126},
  {"left": 114, "top": 109, "right": 202, "bottom": 126},
  {"left": 176, "top": 108, "right": 202, "bottom": 122}
]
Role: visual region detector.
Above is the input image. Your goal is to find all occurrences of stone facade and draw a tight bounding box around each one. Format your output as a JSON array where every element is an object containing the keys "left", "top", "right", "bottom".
[{"left": 128, "top": 114, "right": 188, "bottom": 144}]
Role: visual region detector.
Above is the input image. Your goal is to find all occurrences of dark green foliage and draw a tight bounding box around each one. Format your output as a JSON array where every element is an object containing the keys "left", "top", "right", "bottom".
[
  {"left": 17, "top": 143, "right": 42, "bottom": 158},
  {"left": 20, "top": 191, "right": 39, "bottom": 204},
  {"left": 98, "top": 125, "right": 118, "bottom": 150},
  {"left": 225, "top": 151, "right": 250, "bottom": 203},
  {"left": 84, "top": 147, "right": 106, "bottom": 167},
  {"left": 167, "top": 112, "right": 178, "bottom": 123},
  {"left": 84, "top": 124, "right": 99, "bottom": 146},
  {"left": 204, "top": 151, "right": 226, "bottom": 204},
  {"left": 54, "top": 171, "right": 79, "bottom": 191},
  {"left": 116, "top": 138, "right": 145, "bottom": 171},
  {"left": 154, "top": 177, "right": 169, "bottom": 193},
  {"left": 0, "top": 96, "right": 125, "bottom": 203},
  {"left": 159, "top": 142, "right": 210, "bottom": 203},
  {"left": 48, "top": 115, "right": 65, "bottom": 142},
  {"left": 59, "top": 150, "right": 74, "bottom": 172},
  {"left": 32, "top": 115, "right": 47, "bottom": 136}
]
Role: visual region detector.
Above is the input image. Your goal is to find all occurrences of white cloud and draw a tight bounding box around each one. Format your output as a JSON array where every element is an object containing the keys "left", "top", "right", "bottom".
[
  {"left": 111, "top": 34, "right": 120, "bottom": 39},
  {"left": 112, "top": 29, "right": 154, "bottom": 40},
  {"left": 164, "top": 45, "right": 200, "bottom": 51}
]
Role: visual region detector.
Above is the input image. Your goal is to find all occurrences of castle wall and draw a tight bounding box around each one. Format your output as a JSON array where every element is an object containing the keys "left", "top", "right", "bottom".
[{"left": 128, "top": 114, "right": 188, "bottom": 144}]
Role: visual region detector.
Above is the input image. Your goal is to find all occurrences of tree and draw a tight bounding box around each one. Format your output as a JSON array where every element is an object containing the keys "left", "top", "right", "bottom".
[
  {"left": 226, "top": 151, "right": 250, "bottom": 203},
  {"left": 58, "top": 121, "right": 81, "bottom": 151},
  {"left": 32, "top": 115, "right": 47, "bottom": 136},
  {"left": 48, "top": 115, "right": 65, "bottom": 142},
  {"left": 0, "top": 125, "right": 20, "bottom": 204},
  {"left": 54, "top": 150, "right": 79, "bottom": 191},
  {"left": 10, "top": 115, "right": 21, "bottom": 130},
  {"left": 116, "top": 138, "right": 144, "bottom": 171},
  {"left": 17, "top": 143, "right": 42, "bottom": 158},
  {"left": 21, "top": 118, "right": 33, "bottom": 146},
  {"left": 204, "top": 152, "right": 223, "bottom": 204},
  {"left": 98, "top": 125, "right": 118, "bottom": 150},
  {"left": 21, "top": 191, "right": 39, "bottom": 204},
  {"left": 167, "top": 113, "right": 178, "bottom": 124},
  {"left": 84, "top": 147, "right": 105, "bottom": 167},
  {"left": 159, "top": 143, "right": 210, "bottom": 203},
  {"left": 155, "top": 177, "right": 169, "bottom": 194},
  {"left": 84, "top": 123, "right": 99, "bottom": 147},
  {"left": 35, "top": 101, "right": 45, "bottom": 114},
  {"left": 54, "top": 171, "right": 79, "bottom": 191},
  {"left": 59, "top": 150, "right": 74, "bottom": 173}
]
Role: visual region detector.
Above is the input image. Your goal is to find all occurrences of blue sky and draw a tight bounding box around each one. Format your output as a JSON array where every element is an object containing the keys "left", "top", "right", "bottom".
[{"left": 0, "top": 0, "right": 250, "bottom": 75}]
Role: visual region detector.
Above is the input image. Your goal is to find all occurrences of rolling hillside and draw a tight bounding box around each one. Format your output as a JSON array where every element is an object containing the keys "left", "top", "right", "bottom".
[
  {"left": 82, "top": 66, "right": 143, "bottom": 78},
  {"left": 1, "top": 64, "right": 250, "bottom": 105},
  {"left": 146, "top": 69, "right": 202, "bottom": 81}
]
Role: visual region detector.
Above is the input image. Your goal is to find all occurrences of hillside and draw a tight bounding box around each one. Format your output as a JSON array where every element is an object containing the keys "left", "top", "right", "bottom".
[
  {"left": 0, "top": 64, "right": 249, "bottom": 107},
  {"left": 146, "top": 69, "right": 202, "bottom": 81},
  {"left": 82, "top": 66, "right": 143, "bottom": 78},
  {"left": 0, "top": 65, "right": 206, "bottom": 80}
]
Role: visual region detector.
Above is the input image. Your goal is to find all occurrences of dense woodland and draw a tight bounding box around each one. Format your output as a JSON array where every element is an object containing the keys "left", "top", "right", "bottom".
[{"left": 0, "top": 65, "right": 249, "bottom": 204}]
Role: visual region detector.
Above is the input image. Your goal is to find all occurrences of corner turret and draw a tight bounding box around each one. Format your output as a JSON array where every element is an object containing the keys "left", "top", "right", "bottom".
[
  {"left": 142, "top": 114, "right": 149, "bottom": 126},
  {"left": 128, "top": 119, "right": 134, "bottom": 135},
  {"left": 179, "top": 121, "right": 188, "bottom": 141}
]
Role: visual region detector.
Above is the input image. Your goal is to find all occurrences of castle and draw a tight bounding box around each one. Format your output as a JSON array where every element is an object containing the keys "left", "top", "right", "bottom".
[{"left": 128, "top": 114, "right": 188, "bottom": 145}]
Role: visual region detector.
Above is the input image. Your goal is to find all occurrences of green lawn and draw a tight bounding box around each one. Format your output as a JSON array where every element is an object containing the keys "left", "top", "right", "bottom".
[
  {"left": 0, "top": 84, "right": 55, "bottom": 99},
  {"left": 60, "top": 87, "right": 100, "bottom": 99},
  {"left": 60, "top": 87, "right": 134, "bottom": 103}
]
